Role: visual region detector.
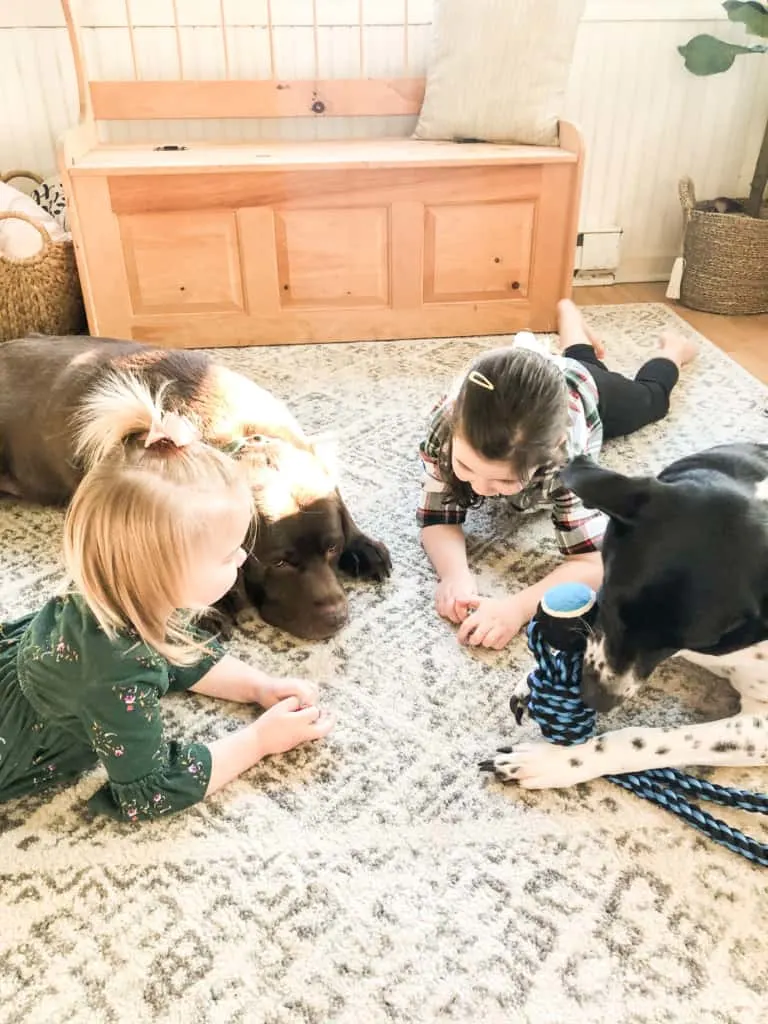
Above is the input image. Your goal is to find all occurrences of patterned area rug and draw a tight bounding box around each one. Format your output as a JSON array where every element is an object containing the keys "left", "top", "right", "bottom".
[{"left": 2, "top": 304, "right": 767, "bottom": 1024}]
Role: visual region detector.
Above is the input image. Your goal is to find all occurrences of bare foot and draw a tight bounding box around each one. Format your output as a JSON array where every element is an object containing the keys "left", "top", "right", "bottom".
[
  {"left": 582, "top": 319, "right": 606, "bottom": 360},
  {"left": 556, "top": 299, "right": 606, "bottom": 359},
  {"left": 657, "top": 331, "right": 699, "bottom": 370}
]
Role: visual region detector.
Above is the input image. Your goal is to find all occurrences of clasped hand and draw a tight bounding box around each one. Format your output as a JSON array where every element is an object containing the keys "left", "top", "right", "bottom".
[
  {"left": 254, "top": 675, "right": 319, "bottom": 709},
  {"left": 456, "top": 595, "right": 529, "bottom": 649},
  {"left": 435, "top": 580, "right": 529, "bottom": 650}
]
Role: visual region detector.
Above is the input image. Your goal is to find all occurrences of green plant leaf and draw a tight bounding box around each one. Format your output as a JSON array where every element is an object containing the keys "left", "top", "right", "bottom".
[
  {"left": 723, "top": 1, "right": 768, "bottom": 38},
  {"left": 678, "top": 34, "right": 757, "bottom": 74}
]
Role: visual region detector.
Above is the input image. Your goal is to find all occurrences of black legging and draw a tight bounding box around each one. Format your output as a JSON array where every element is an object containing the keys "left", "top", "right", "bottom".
[{"left": 563, "top": 344, "right": 680, "bottom": 442}]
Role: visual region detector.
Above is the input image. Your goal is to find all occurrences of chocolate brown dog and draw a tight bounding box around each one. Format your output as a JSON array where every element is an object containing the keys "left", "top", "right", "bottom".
[{"left": 0, "top": 335, "right": 391, "bottom": 639}]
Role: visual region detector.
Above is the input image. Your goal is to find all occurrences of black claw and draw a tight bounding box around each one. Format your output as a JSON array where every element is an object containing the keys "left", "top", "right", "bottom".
[
  {"left": 339, "top": 550, "right": 361, "bottom": 576},
  {"left": 338, "top": 541, "right": 392, "bottom": 581},
  {"left": 478, "top": 760, "right": 496, "bottom": 772},
  {"left": 509, "top": 694, "right": 529, "bottom": 725},
  {"left": 496, "top": 746, "right": 514, "bottom": 755}
]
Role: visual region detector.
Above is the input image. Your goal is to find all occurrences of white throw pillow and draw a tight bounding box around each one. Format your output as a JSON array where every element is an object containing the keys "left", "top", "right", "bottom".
[
  {"left": 414, "top": 0, "right": 585, "bottom": 146},
  {"left": 0, "top": 181, "right": 70, "bottom": 259}
]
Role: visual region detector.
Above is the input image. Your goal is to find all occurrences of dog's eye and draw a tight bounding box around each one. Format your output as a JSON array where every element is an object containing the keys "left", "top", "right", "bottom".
[
  {"left": 271, "top": 557, "right": 295, "bottom": 569},
  {"left": 271, "top": 554, "right": 298, "bottom": 569}
]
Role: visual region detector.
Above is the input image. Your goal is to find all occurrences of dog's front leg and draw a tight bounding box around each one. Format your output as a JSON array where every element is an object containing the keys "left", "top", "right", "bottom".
[
  {"left": 336, "top": 493, "right": 392, "bottom": 580},
  {"left": 201, "top": 571, "right": 252, "bottom": 640},
  {"left": 482, "top": 712, "right": 768, "bottom": 789}
]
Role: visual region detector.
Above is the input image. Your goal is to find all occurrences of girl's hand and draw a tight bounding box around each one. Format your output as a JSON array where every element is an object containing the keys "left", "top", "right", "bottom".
[
  {"left": 435, "top": 575, "right": 478, "bottom": 624},
  {"left": 254, "top": 697, "right": 334, "bottom": 757},
  {"left": 456, "top": 595, "right": 530, "bottom": 650},
  {"left": 254, "top": 675, "right": 319, "bottom": 710}
]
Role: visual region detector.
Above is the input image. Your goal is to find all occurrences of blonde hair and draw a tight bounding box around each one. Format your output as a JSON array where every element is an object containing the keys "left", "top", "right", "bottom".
[{"left": 64, "top": 374, "right": 253, "bottom": 665}]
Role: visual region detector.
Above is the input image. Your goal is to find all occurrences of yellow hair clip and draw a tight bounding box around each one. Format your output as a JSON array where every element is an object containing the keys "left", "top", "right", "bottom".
[{"left": 468, "top": 370, "right": 495, "bottom": 391}]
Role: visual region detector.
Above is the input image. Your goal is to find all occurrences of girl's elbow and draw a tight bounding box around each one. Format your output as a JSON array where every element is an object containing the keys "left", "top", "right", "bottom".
[{"left": 574, "top": 552, "right": 604, "bottom": 583}]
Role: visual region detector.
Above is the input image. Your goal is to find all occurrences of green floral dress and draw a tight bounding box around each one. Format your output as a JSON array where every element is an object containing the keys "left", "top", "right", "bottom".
[{"left": 0, "top": 593, "right": 224, "bottom": 822}]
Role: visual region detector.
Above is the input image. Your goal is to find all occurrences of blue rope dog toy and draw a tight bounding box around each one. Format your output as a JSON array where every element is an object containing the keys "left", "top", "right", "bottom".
[{"left": 491, "top": 582, "right": 768, "bottom": 868}]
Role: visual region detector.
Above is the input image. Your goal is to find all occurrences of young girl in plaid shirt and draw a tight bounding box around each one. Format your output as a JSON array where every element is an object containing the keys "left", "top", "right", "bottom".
[{"left": 418, "top": 299, "right": 698, "bottom": 650}]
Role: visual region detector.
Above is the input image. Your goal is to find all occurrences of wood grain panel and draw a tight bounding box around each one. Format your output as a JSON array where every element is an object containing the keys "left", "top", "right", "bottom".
[
  {"left": 106, "top": 165, "right": 545, "bottom": 215},
  {"left": 120, "top": 210, "right": 243, "bottom": 314},
  {"left": 90, "top": 78, "right": 427, "bottom": 120},
  {"left": 390, "top": 201, "right": 425, "bottom": 310},
  {"left": 128, "top": 301, "right": 549, "bottom": 349},
  {"left": 424, "top": 202, "right": 535, "bottom": 303},
  {"left": 67, "top": 175, "right": 132, "bottom": 337},
  {"left": 275, "top": 206, "right": 389, "bottom": 308},
  {"left": 237, "top": 207, "right": 282, "bottom": 315}
]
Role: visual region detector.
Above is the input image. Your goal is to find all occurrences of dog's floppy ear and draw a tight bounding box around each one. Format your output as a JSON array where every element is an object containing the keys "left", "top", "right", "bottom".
[
  {"left": 560, "top": 456, "right": 657, "bottom": 526},
  {"left": 240, "top": 552, "right": 267, "bottom": 606},
  {"left": 307, "top": 433, "right": 340, "bottom": 482}
]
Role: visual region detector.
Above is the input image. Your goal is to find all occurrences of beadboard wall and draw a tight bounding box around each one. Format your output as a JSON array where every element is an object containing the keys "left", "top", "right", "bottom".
[{"left": 1, "top": 0, "right": 766, "bottom": 282}]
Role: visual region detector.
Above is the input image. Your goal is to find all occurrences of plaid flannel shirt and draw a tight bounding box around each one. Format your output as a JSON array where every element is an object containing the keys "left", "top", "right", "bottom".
[{"left": 417, "top": 356, "right": 608, "bottom": 556}]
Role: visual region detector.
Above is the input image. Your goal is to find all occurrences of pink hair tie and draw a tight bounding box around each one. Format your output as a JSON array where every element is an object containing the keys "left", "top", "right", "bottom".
[{"left": 144, "top": 412, "right": 200, "bottom": 449}]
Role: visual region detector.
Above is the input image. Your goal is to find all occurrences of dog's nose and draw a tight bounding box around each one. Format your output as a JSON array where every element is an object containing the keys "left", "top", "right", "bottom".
[
  {"left": 314, "top": 597, "right": 348, "bottom": 625},
  {"left": 295, "top": 600, "right": 348, "bottom": 640},
  {"left": 580, "top": 664, "right": 621, "bottom": 712}
]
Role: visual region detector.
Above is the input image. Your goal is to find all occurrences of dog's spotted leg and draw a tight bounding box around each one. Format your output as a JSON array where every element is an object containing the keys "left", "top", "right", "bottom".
[
  {"left": 481, "top": 713, "right": 768, "bottom": 789},
  {"left": 738, "top": 696, "right": 768, "bottom": 716},
  {"left": 683, "top": 643, "right": 768, "bottom": 714}
]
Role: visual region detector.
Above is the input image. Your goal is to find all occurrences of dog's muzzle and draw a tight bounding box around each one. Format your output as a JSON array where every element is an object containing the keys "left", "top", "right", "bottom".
[
  {"left": 580, "top": 662, "right": 624, "bottom": 712},
  {"left": 581, "top": 637, "right": 640, "bottom": 712}
]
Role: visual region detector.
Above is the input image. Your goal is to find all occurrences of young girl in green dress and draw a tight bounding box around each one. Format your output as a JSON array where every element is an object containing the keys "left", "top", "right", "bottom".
[{"left": 0, "top": 375, "right": 333, "bottom": 822}]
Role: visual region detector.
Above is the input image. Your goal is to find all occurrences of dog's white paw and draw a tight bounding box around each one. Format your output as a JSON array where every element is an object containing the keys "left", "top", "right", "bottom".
[{"left": 479, "top": 741, "right": 598, "bottom": 789}]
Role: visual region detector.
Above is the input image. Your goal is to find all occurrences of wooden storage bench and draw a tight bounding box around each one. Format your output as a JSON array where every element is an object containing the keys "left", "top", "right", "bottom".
[{"left": 59, "top": 2, "right": 584, "bottom": 348}]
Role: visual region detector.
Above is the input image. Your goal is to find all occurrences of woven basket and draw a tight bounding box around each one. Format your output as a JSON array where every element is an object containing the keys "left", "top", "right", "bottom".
[
  {"left": 678, "top": 177, "right": 768, "bottom": 316},
  {"left": 0, "top": 170, "right": 86, "bottom": 342}
]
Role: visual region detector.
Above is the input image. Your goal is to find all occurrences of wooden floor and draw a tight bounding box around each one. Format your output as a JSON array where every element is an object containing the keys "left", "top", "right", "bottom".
[{"left": 574, "top": 282, "right": 768, "bottom": 383}]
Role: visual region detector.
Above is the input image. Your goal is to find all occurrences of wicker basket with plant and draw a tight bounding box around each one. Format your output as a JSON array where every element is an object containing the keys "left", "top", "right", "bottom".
[{"left": 676, "top": 0, "right": 767, "bottom": 315}]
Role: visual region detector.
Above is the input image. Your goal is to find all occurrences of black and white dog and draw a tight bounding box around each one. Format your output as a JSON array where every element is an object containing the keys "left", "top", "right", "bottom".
[{"left": 487, "top": 443, "right": 768, "bottom": 788}]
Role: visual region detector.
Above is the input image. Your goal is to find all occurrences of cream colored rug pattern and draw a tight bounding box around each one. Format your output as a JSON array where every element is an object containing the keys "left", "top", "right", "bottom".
[{"left": 1, "top": 304, "right": 767, "bottom": 1024}]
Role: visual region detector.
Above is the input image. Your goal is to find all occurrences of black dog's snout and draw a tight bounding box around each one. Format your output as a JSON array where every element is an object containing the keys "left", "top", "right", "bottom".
[{"left": 580, "top": 663, "right": 621, "bottom": 713}]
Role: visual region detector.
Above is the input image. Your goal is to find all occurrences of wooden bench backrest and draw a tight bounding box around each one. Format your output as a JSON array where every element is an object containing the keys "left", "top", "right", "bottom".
[
  {"left": 87, "top": 79, "right": 427, "bottom": 122},
  {"left": 63, "top": 0, "right": 426, "bottom": 123}
]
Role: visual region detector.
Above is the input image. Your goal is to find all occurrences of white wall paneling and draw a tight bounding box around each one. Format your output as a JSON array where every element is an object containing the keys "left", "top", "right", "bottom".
[{"left": 1, "top": 0, "right": 766, "bottom": 281}]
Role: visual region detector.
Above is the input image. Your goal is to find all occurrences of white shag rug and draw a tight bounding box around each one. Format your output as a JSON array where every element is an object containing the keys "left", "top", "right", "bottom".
[{"left": 1, "top": 304, "right": 767, "bottom": 1024}]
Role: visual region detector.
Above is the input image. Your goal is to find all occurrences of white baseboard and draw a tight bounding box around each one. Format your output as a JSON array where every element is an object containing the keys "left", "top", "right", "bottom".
[
  {"left": 573, "top": 271, "right": 616, "bottom": 287},
  {"left": 572, "top": 269, "right": 674, "bottom": 287},
  {"left": 615, "top": 257, "right": 677, "bottom": 283}
]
